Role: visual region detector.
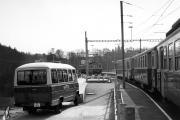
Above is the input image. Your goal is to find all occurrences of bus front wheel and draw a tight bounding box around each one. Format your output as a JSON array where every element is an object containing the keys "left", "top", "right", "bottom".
[{"left": 74, "top": 94, "right": 80, "bottom": 106}]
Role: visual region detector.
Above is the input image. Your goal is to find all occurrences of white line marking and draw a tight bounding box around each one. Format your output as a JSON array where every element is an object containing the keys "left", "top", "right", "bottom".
[
  {"left": 120, "top": 90, "right": 124, "bottom": 104},
  {"left": 127, "top": 82, "right": 173, "bottom": 120},
  {"left": 114, "top": 88, "right": 117, "bottom": 120}
]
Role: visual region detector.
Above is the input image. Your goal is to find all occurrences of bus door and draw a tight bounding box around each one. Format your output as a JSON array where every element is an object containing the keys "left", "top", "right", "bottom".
[
  {"left": 67, "top": 70, "right": 77, "bottom": 101},
  {"left": 61, "top": 69, "right": 74, "bottom": 102}
]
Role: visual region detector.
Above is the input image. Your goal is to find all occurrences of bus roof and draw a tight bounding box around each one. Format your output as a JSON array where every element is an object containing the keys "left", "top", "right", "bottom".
[{"left": 16, "top": 62, "right": 76, "bottom": 70}]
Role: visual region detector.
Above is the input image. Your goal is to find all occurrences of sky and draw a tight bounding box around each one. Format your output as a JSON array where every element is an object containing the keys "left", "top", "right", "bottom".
[{"left": 0, "top": 0, "right": 180, "bottom": 54}]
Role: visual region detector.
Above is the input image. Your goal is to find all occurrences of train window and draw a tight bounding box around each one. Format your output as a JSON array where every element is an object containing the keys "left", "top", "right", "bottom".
[
  {"left": 175, "top": 39, "right": 180, "bottom": 55},
  {"left": 134, "top": 59, "right": 136, "bottom": 68},
  {"left": 142, "top": 56, "right": 145, "bottom": 67},
  {"left": 164, "top": 47, "right": 167, "bottom": 69},
  {"left": 160, "top": 47, "right": 164, "bottom": 69},
  {"left": 139, "top": 57, "right": 140, "bottom": 67},
  {"left": 136, "top": 58, "right": 138, "bottom": 68},
  {"left": 127, "top": 61, "right": 130, "bottom": 69},
  {"left": 145, "top": 55, "right": 147, "bottom": 67},
  {"left": 175, "top": 58, "right": 180, "bottom": 70},
  {"left": 168, "top": 43, "right": 173, "bottom": 70},
  {"left": 141, "top": 57, "right": 143, "bottom": 68},
  {"left": 143, "top": 56, "right": 144, "bottom": 67},
  {"left": 152, "top": 53, "right": 154, "bottom": 67},
  {"left": 141, "top": 57, "right": 142, "bottom": 68},
  {"left": 175, "top": 40, "right": 180, "bottom": 70}
]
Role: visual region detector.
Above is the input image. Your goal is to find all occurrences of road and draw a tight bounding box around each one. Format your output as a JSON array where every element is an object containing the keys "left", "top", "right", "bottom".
[{"left": 10, "top": 82, "right": 114, "bottom": 120}]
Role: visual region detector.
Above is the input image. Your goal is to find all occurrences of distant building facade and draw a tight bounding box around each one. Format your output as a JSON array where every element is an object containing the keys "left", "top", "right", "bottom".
[{"left": 78, "top": 58, "right": 102, "bottom": 75}]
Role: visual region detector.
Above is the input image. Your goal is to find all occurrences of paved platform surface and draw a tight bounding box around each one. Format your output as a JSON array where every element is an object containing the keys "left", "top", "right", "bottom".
[{"left": 120, "top": 82, "right": 170, "bottom": 120}]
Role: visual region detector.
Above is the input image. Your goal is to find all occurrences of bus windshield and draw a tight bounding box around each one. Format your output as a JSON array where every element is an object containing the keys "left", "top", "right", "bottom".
[{"left": 17, "top": 70, "right": 47, "bottom": 85}]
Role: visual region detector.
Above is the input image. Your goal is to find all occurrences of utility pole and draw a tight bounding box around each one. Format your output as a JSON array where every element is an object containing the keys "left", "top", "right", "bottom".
[
  {"left": 120, "top": 1, "right": 125, "bottom": 89},
  {"left": 140, "top": 38, "right": 142, "bottom": 53},
  {"left": 85, "top": 31, "right": 89, "bottom": 80}
]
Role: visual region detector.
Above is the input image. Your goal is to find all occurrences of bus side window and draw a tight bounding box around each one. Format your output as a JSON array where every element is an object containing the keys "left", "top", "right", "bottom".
[
  {"left": 51, "top": 69, "right": 58, "bottom": 83},
  {"left": 68, "top": 70, "right": 73, "bottom": 81},
  {"left": 72, "top": 70, "right": 77, "bottom": 81},
  {"left": 63, "top": 70, "right": 68, "bottom": 82},
  {"left": 17, "top": 71, "right": 25, "bottom": 85},
  {"left": 57, "top": 69, "right": 63, "bottom": 82}
]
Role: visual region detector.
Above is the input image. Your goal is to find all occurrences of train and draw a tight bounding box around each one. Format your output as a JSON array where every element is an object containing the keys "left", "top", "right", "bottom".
[{"left": 116, "top": 18, "right": 180, "bottom": 108}]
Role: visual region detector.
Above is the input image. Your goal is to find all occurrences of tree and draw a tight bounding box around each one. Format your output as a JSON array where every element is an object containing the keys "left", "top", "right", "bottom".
[
  {"left": 55, "top": 49, "right": 64, "bottom": 59},
  {"left": 47, "top": 48, "right": 55, "bottom": 62}
]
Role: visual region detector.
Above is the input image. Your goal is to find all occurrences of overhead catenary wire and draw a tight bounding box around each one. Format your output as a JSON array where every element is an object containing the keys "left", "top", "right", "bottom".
[
  {"left": 134, "top": 0, "right": 174, "bottom": 37},
  {"left": 137, "top": 0, "right": 174, "bottom": 27},
  {"left": 158, "top": 6, "right": 180, "bottom": 22},
  {"left": 153, "top": 0, "right": 175, "bottom": 27}
]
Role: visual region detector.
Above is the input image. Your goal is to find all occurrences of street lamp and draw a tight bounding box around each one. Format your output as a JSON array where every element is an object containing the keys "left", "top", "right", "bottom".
[
  {"left": 129, "top": 26, "right": 133, "bottom": 42},
  {"left": 90, "top": 45, "right": 94, "bottom": 55}
]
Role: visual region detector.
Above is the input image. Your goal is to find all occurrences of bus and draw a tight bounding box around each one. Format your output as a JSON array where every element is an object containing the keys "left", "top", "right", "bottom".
[{"left": 14, "top": 62, "right": 80, "bottom": 114}]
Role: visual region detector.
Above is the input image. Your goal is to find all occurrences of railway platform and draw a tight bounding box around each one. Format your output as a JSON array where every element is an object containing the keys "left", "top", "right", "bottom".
[{"left": 117, "top": 82, "right": 171, "bottom": 120}]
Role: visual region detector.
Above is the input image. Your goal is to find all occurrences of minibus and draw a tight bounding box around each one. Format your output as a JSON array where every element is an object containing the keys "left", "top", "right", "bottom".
[{"left": 14, "top": 62, "right": 80, "bottom": 113}]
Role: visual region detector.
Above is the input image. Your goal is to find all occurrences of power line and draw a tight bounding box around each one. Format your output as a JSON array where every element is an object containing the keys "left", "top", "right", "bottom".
[
  {"left": 159, "top": 6, "right": 180, "bottom": 22},
  {"left": 88, "top": 39, "right": 162, "bottom": 43},
  {"left": 136, "top": 0, "right": 175, "bottom": 36},
  {"left": 123, "top": 1, "right": 144, "bottom": 10},
  {"left": 153, "top": 0, "right": 175, "bottom": 26},
  {"left": 137, "top": 0, "right": 173, "bottom": 27}
]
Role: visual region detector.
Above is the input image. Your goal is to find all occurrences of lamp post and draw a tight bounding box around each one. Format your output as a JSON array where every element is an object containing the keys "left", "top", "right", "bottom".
[
  {"left": 129, "top": 26, "right": 133, "bottom": 41},
  {"left": 90, "top": 45, "right": 94, "bottom": 56}
]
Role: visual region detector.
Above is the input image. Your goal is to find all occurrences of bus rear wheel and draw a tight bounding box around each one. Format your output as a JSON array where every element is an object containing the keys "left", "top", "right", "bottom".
[
  {"left": 25, "top": 108, "right": 37, "bottom": 114},
  {"left": 54, "top": 102, "right": 62, "bottom": 114}
]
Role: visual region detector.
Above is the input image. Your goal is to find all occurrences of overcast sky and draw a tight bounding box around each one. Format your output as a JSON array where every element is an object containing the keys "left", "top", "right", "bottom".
[{"left": 0, "top": 0, "right": 180, "bottom": 54}]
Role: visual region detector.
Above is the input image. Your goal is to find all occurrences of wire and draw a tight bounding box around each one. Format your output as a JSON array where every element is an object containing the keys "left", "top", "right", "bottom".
[
  {"left": 123, "top": 1, "right": 144, "bottom": 10},
  {"left": 153, "top": 0, "right": 175, "bottom": 26},
  {"left": 158, "top": 6, "right": 180, "bottom": 22},
  {"left": 137, "top": 0, "right": 173, "bottom": 26},
  {"left": 136, "top": 0, "right": 175, "bottom": 37}
]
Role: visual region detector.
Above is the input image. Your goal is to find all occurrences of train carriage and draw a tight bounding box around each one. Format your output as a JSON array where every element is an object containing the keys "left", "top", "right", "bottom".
[
  {"left": 117, "top": 18, "right": 180, "bottom": 108},
  {"left": 131, "top": 49, "right": 153, "bottom": 89},
  {"left": 115, "top": 18, "right": 180, "bottom": 108},
  {"left": 116, "top": 58, "right": 132, "bottom": 80},
  {"left": 156, "top": 19, "right": 180, "bottom": 106}
]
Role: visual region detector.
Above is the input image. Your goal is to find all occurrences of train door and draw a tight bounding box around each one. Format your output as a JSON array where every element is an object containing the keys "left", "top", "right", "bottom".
[
  {"left": 151, "top": 52, "right": 155, "bottom": 89},
  {"left": 130, "top": 58, "right": 134, "bottom": 80},
  {"left": 158, "top": 46, "right": 167, "bottom": 97},
  {"left": 151, "top": 50, "right": 158, "bottom": 92},
  {"left": 147, "top": 52, "right": 152, "bottom": 89},
  {"left": 157, "top": 47, "right": 164, "bottom": 95}
]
